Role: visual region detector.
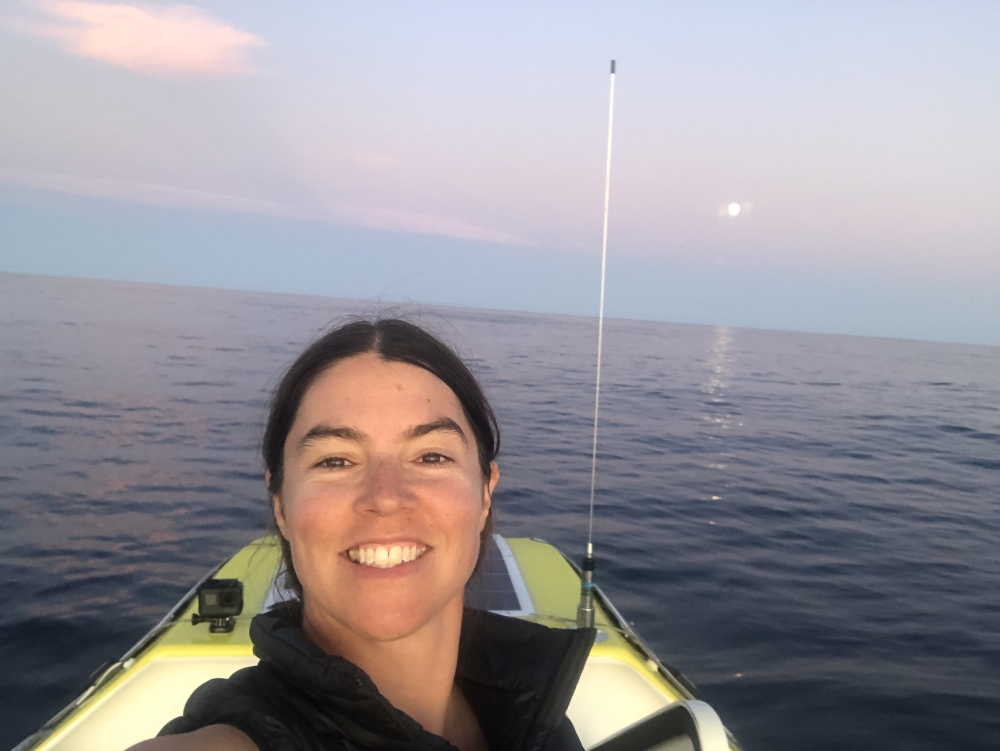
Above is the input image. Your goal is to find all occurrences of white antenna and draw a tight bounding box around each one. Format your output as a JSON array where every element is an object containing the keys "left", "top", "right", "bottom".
[{"left": 579, "top": 59, "right": 616, "bottom": 628}]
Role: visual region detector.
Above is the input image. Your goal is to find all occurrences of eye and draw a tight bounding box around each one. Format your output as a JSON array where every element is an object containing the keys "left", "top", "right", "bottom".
[
  {"left": 317, "top": 456, "right": 351, "bottom": 470},
  {"left": 418, "top": 452, "right": 451, "bottom": 465}
]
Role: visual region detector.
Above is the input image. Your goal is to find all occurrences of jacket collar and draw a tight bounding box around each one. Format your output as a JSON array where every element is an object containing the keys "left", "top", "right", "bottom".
[{"left": 250, "top": 602, "right": 595, "bottom": 750}]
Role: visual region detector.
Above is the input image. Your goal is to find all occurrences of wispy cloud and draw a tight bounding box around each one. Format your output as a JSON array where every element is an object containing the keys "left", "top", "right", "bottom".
[
  {"left": 8, "top": 1, "right": 264, "bottom": 76},
  {"left": 340, "top": 205, "right": 519, "bottom": 244},
  {"left": 0, "top": 170, "right": 522, "bottom": 245}
]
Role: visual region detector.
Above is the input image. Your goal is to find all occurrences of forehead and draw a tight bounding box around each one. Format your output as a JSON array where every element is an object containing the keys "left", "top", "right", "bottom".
[{"left": 296, "top": 353, "right": 465, "bottom": 424}]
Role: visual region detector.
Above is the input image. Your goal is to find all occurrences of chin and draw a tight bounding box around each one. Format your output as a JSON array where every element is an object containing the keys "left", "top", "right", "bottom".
[
  {"left": 345, "top": 600, "right": 451, "bottom": 642},
  {"left": 301, "top": 564, "right": 471, "bottom": 644}
]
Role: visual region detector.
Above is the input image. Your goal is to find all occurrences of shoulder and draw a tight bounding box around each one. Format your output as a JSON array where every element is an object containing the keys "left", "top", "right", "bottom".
[
  {"left": 459, "top": 609, "right": 594, "bottom": 689},
  {"left": 157, "top": 666, "right": 310, "bottom": 751},
  {"left": 128, "top": 724, "right": 257, "bottom": 751},
  {"left": 459, "top": 611, "right": 594, "bottom": 751}
]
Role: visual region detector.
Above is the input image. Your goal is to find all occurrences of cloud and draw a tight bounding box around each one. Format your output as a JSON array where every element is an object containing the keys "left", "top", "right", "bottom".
[
  {"left": 338, "top": 205, "right": 519, "bottom": 244},
  {"left": 12, "top": 1, "right": 264, "bottom": 76},
  {"left": 0, "top": 169, "right": 523, "bottom": 245}
]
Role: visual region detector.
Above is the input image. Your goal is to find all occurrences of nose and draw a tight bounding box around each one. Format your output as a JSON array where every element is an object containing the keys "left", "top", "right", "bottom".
[{"left": 355, "top": 456, "right": 415, "bottom": 516}]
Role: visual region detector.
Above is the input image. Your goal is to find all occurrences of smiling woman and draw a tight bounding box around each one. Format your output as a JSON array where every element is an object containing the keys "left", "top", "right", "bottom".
[{"left": 128, "top": 318, "right": 595, "bottom": 751}]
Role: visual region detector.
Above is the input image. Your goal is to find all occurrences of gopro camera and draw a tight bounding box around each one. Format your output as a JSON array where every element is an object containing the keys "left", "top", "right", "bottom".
[{"left": 191, "top": 578, "right": 244, "bottom": 633}]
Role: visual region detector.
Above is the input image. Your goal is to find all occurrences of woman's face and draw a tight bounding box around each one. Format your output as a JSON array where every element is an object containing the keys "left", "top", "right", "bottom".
[{"left": 273, "top": 353, "right": 497, "bottom": 643}]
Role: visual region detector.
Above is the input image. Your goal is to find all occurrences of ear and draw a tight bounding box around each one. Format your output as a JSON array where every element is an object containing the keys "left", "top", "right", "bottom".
[
  {"left": 272, "top": 494, "right": 290, "bottom": 537},
  {"left": 480, "top": 461, "right": 499, "bottom": 528},
  {"left": 266, "top": 471, "right": 289, "bottom": 537}
]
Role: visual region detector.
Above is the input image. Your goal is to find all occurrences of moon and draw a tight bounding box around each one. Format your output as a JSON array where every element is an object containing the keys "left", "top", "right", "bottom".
[{"left": 727, "top": 203, "right": 741, "bottom": 217}]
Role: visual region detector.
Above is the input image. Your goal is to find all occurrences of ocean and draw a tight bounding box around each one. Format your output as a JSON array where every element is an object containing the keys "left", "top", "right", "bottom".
[{"left": 1, "top": 272, "right": 998, "bottom": 750}]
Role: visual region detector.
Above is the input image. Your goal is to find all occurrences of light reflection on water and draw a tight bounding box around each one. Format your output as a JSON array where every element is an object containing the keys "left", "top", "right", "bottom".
[
  {"left": 701, "top": 325, "right": 734, "bottom": 479},
  {"left": 704, "top": 325, "right": 734, "bottom": 403}
]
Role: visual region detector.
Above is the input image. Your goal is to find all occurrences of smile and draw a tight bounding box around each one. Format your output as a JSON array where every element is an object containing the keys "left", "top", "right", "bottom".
[{"left": 347, "top": 543, "right": 428, "bottom": 569}]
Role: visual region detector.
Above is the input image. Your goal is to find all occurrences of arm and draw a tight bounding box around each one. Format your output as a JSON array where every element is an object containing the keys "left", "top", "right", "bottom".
[{"left": 128, "top": 724, "right": 258, "bottom": 751}]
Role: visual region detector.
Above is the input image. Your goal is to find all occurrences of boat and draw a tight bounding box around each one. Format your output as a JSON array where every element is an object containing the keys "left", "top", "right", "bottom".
[{"left": 15, "top": 534, "right": 740, "bottom": 751}]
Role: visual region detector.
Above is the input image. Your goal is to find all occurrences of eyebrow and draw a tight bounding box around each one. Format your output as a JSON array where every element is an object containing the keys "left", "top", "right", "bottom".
[
  {"left": 297, "top": 418, "right": 467, "bottom": 451},
  {"left": 298, "top": 424, "right": 368, "bottom": 450},
  {"left": 406, "top": 417, "right": 468, "bottom": 445}
]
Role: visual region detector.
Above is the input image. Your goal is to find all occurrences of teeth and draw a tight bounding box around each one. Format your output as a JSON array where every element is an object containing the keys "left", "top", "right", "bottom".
[{"left": 348, "top": 544, "right": 427, "bottom": 569}]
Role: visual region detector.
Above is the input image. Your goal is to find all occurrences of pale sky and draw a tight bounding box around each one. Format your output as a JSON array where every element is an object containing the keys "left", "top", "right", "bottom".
[{"left": 1, "top": 1, "right": 998, "bottom": 345}]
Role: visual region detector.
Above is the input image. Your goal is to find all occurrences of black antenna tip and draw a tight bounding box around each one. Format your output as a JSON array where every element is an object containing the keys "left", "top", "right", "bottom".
[{"left": 610, "top": 60, "right": 616, "bottom": 74}]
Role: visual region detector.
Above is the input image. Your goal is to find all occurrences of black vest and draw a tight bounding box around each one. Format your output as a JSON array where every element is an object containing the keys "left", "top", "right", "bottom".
[{"left": 161, "top": 603, "right": 596, "bottom": 751}]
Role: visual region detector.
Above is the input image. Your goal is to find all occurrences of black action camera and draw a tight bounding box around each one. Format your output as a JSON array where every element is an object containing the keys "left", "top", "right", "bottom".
[{"left": 191, "top": 578, "right": 244, "bottom": 633}]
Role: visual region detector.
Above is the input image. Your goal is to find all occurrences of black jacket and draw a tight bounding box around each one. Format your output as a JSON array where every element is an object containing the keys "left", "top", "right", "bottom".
[{"left": 161, "top": 603, "right": 596, "bottom": 751}]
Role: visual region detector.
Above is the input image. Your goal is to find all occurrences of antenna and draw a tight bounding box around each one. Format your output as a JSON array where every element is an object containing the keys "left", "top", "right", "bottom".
[{"left": 578, "top": 59, "right": 616, "bottom": 629}]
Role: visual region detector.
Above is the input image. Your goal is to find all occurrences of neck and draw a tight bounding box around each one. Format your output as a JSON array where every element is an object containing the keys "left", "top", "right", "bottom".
[{"left": 301, "top": 596, "right": 468, "bottom": 740}]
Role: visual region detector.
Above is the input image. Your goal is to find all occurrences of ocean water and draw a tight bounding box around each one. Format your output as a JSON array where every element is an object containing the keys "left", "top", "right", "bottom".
[{"left": 1, "top": 272, "right": 998, "bottom": 750}]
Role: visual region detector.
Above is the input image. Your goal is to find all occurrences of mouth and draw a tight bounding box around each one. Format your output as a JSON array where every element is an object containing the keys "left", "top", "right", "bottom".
[{"left": 347, "top": 543, "right": 428, "bottom": 570}]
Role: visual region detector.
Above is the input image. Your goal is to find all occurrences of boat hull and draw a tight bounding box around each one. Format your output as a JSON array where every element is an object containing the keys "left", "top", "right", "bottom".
[{"left": 16, "top": 536, "right": 738, "bottom": 751}]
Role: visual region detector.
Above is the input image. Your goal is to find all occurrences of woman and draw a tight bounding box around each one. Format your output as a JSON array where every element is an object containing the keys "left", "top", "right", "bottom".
[{"left": 134, "top": 319, "right": 595, "bottom": 751}]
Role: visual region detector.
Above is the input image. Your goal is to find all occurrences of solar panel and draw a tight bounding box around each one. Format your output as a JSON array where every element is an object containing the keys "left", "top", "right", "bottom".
[{"left": 464, "top": 535, "right": 534, "bottom": 616}]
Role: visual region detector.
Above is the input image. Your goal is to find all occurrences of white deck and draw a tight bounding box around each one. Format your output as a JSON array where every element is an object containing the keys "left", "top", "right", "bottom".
[
  {"left": 40, "top": 657, "right": 258, "bottom": 751},
  {"left": 567, "top": 656, "right": 672, "bottom": 748}
]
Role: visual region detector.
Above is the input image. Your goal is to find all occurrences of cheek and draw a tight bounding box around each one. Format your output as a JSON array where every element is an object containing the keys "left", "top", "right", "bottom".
[
  {"left": 438, "top": 501, "right": 480, "bottom": 541},
  {"left": 435, "top": 482, "right": 487, "bottom": 552},
  {"left": 283, "top": 486, "right": 347, "bottom": 541}
]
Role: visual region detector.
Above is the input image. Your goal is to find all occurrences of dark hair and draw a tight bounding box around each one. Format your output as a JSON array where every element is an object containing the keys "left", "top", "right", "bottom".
[{"left": 263, "top": 318, "right": 499, "bottom": 597}]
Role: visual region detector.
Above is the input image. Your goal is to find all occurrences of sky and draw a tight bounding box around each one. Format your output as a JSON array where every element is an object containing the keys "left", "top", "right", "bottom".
[{"left": 0, "top": 1, "right": 997, "bottom": 345}]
